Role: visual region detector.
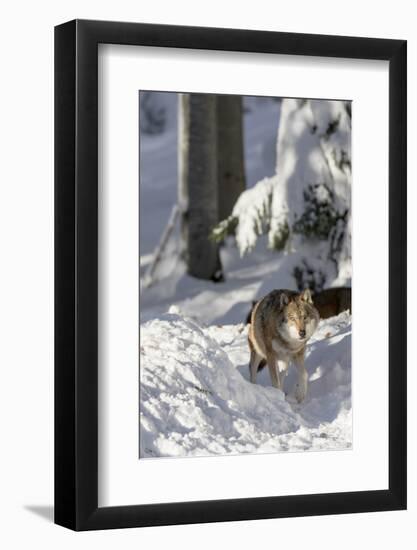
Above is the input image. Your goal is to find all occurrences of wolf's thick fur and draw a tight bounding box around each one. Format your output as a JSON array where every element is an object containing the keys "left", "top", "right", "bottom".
[{"left": 248, "top": 289, "right": 319, "bottom": 403}]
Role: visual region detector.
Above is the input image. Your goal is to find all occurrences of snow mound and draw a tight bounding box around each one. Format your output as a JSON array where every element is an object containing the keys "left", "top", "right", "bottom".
[{"left": 140, "top": 311, "right": 352, "bottom": 458}]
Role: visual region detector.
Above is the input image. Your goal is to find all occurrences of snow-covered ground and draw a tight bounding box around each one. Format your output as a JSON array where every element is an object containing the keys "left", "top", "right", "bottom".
[
  {"left": 140, "top": 310, "right": 351, "bottom": 458},
  {"left": 140, "top": 234, "right": 341, "bottom": 325}
]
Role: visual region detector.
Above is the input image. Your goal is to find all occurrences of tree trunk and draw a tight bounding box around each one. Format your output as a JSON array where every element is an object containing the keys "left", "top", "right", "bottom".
[
  {"left": 216, "top": 95, "right": 246, "bottom": 221},
  {"left": 178, "top": 93, "right": 223, "bottom": 281}
]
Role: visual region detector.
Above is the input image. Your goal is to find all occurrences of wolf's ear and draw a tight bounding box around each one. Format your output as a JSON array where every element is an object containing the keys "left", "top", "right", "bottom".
[
  {"left": 280, "top": 293, "right": 289, "bottom": 308},
  {"left": 300, "top": 288, "right": 313, "bottom": 304}
]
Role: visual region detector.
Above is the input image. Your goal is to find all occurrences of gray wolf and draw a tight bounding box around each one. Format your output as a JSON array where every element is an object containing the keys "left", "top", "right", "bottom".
[
  {"left": 312, "top": 287, "right": 351, "bottom": 319},
  {"left": 248, "top": 289, "right": 319, "bottom": 403}
]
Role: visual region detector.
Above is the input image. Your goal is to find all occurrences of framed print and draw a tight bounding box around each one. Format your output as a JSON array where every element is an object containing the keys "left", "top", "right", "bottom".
[{"left": 54, "top": 19, "right": 407, "bottom": 530}]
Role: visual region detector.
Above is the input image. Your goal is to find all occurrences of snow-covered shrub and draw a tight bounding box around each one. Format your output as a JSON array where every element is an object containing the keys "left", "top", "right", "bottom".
[
  {"left": 292, "top": 182, "right": 348, "bottom": 241},
  {"left": 293, "top": 259, "right": 327, "bottom": 293},
  {"left": 211, "top": 177, "right": 275, "bottom": 255},
  {"left": 210, "top": 215, "right": 238, "bottom": 243},
  {"left": 269, "top": 219, "right": 290, "bottom": 251}
]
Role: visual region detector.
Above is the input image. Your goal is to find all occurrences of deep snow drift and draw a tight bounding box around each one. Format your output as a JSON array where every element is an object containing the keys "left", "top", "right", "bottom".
[{"left": 140, "top": 310, "right": 351, "bottom": 458}]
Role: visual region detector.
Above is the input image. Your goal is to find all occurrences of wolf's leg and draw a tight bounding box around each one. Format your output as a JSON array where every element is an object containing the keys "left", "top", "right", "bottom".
[
  {"left": 249, "top": 350, "right": 263, "bottom": 384},
  {"left": 277, "top": 360, "right": 289, "bottom": 393},
  {"left": 293, "top": 353, "right": 308, "bottom": 403},
  {"left": 266, "top": 352, "right": 281, "bottom": 390}
]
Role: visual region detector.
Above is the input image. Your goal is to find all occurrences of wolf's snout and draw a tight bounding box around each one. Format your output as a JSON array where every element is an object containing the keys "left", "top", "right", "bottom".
[{"left": 299, "top": 329, "right": 306, "bottom": 338}]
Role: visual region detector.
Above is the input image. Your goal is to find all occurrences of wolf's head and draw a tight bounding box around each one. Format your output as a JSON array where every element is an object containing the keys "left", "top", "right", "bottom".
[{"left": 278, "top": 289, "right": 319, "bottom": 343}]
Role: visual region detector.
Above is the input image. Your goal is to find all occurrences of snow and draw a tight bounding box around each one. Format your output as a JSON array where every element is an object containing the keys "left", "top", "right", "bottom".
[
  {"left": 231, "top": 177, "right": 275, "bottom": 255},
  {"left": 273, "top": 98, "right": 351, "bottom": 218},
  {"left": 140, "top": 310, "right": 351, "bottom": 458}
]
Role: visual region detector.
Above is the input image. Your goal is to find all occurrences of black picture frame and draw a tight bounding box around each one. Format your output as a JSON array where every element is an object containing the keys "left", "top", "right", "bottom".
[{"left": 55, "top": 19, "right": 407, "bottom": 531}]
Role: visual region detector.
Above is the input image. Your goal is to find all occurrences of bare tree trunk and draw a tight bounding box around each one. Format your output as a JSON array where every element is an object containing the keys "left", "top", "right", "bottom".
[
  {"left": 216, "top": 95, "right": 246, "bottom": 221},
  {"left": 178, "top": 93, "right": 223, "bottom": 281}
]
